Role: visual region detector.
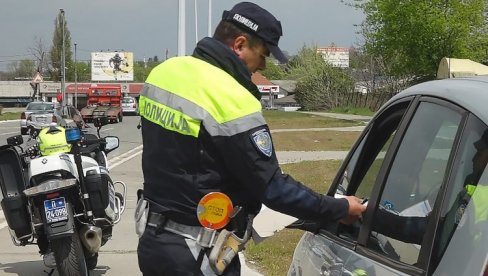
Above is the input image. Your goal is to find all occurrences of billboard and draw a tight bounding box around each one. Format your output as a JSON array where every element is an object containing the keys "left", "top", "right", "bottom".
[
  {"left": 317, "top": 47, "right": 349, "bottom": 68},
  {"left": 91, "top": 52, "right": 134, "bottom": 81}
]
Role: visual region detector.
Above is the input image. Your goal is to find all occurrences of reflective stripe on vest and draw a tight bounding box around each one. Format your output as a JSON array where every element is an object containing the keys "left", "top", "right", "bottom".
[
  {"left": 466, "top": 184, "right": 488, "bottom": 225},
  {"left": 140, "top": 56, "right": 265, "bottom": 137}
]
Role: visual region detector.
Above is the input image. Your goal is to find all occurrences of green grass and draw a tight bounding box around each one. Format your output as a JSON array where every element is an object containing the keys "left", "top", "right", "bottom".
[
  {"left": 263, "top": 110, "right": 362, "bottom": 129},
  {"left": 0, "top": 112, "right": 21, "bottom": 121},
  {"left": 272, "top": 130, "right": 360, "bottom": 151}
]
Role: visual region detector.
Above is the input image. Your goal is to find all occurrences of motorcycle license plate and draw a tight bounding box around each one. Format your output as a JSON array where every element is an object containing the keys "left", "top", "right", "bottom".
[{"left": 44, "top": 197, "right": 68, "bottom": 223}]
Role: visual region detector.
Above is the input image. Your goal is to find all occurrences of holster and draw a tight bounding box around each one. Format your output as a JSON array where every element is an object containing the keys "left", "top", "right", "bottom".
[
  {"left": 134, "top": 189, "right": 149, "bottom": 238},
  {"left": 208, "top": 215, "right": 254, "bottom": 275}
]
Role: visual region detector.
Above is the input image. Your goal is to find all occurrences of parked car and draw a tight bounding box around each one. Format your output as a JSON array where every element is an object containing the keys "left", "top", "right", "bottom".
[
  {"left": 24, "top": 104, "right": 85, "bottom": 135},
  {"left": 121, "top": 96, "right": 138, "bottom": 115},
  {"left": 288, "top": 76, "right": 488, "bottom": 276},
  {"left": 20, "top": 102, "right": 60, "bottom": 135}
]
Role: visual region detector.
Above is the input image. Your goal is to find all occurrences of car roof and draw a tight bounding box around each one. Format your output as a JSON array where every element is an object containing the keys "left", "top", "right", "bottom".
[{"left": 385, "top": 76, "right": 488, "bottom": 124}]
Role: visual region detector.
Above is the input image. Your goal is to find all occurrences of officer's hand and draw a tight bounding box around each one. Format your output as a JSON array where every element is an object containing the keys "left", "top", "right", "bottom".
[{"left": 340, "top": 196, "right": 367, "bottom": 225}]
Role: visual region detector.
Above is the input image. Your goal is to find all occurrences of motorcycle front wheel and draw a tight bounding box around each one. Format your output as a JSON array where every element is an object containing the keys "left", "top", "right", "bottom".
[{"left": 51, "top": 229, "right": 88, "bottom": 276}]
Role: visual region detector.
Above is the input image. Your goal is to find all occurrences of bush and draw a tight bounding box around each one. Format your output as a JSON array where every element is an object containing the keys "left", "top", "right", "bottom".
[{"left": 0, "top": 105, "right": 3, "bottom": 115}]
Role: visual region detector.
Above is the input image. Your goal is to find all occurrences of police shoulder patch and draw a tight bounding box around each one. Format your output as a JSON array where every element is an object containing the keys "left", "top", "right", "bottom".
[{"left": 251, "top": 128, "right": 273, "bottom": 157}]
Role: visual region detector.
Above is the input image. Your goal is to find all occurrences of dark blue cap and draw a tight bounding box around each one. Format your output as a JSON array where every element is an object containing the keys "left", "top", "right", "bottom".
[{"left": 222, "top": 2, "right": 287, "bottom": 63}]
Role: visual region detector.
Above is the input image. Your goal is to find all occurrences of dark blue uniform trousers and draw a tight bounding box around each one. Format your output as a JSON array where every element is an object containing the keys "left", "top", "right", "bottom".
[{"left": 138, "top": 226, "right": 241, "bottom": 275}]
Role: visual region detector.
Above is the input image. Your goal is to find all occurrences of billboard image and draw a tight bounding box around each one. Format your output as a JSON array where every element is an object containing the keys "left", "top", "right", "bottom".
[
  {"left": 91, "top": 52, "right": 134, "bottom": 81},
  {"left": 317, "top": 47, "right": 350, "bottom": 68}
]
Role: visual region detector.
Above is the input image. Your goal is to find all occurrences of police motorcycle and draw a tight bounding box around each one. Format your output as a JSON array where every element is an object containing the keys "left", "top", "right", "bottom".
[{"left": 0, "top": 117, "right": 127, "bottom": 276}]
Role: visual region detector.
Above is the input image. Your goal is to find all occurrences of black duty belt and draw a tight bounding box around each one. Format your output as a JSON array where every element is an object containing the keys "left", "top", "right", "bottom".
[{"left": 147, "top": 212, "right": 217, "bottom": 248}]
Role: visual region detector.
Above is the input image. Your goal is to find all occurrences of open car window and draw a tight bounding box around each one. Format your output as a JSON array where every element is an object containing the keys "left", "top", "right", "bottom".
[
  {"left": 368, "top": 101, "right": 462, "bottom": 266},
  {"left": 335, "top": 98, "right": 412, "bottom": 199}
]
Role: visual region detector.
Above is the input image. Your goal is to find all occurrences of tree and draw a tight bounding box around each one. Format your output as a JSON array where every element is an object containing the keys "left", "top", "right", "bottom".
[
  {"left": 287, "top": 46, "right": 354, "bottom": 110},
  {"left": 259, "top": 59, "right": 286, "bottom": 80},
  {"left": 7, "top": 59, "right": 36, "bottom": 79},
  {"left": 49, "top": 10, "right": 73, "bottom": 81},
  {"left": 133, "top": 60, "right": 158, "bottom": 82},
  {"left": 353, "top": 0, "right": 488, "bottom": 80},
  {"left": 70, "top": 61, "right": 91, "bottom": 82},
  {"left": 29, "top": 36, "right": 50, "bottom": 76}
]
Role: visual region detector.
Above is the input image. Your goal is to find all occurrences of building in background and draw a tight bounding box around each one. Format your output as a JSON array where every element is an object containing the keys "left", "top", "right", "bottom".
[{"left": 317, "top": 47, "right": 349, "bottom": 68}]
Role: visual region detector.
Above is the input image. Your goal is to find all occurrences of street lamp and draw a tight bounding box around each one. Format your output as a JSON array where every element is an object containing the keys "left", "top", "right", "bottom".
[
  {"left": 208, "top": 0, "right": 212, "bottom": 37},
  {"left": 60, "top": 9, "right": 66, "bottom": 106},
  {"left": 74, "top": 42, "right": 78, "bottom": 109},
  {"left": 178, "top": 0, "right": 186, "bottom": 56}
]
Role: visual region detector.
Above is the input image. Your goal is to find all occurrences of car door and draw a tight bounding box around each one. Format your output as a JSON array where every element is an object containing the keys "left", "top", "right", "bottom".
[{"left": 296, "top": 95, "right": 472, "bottom": 276}]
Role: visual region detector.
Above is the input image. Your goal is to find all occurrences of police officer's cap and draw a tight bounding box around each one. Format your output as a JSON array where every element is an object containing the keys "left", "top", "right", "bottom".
[{"left": 222, "top": 2, "right": 288, "bottom": 63}]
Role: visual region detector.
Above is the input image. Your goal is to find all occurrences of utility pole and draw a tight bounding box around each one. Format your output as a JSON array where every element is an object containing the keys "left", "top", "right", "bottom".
[
  {"left": 208, "top": 0, "right": 212, "bottom": 36},
  {"left": 60, "top": 9, "right": 66, "bottom": 106},
  {"left": 178, "top": 0, "right": 186, "bottom": 56},
  {"left": 74, "top": 42, "right": 78, "bottom": 109},
  {"left": 195, "top": 0, "right": 198, "bottom": 44}
]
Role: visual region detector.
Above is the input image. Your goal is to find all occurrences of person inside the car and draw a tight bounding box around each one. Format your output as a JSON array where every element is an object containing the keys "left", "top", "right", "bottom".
[{"left": 372, "top": 131, "right": 488, "bottom": 246}]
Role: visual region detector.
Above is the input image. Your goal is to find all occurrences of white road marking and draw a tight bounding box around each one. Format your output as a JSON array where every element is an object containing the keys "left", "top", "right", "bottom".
[
  {"left": 0, "top": 131, "right": 18, "bottom": 136},
  {"left": 100, "top": 128, "right": 114, "bottom": 132}
]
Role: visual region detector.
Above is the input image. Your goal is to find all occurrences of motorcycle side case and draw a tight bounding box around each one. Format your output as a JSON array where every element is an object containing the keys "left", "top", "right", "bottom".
[
  {"left": 85, "top": 166, "right": 116, "bottom": 221},
  {"left": 0, "top": 145, "right": 32, "bottom": 240}
]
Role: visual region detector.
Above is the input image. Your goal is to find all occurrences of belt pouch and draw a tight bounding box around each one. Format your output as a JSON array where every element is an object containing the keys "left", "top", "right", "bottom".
[{"left": 134, "top": 193, "right": 149, "bottom": 238}]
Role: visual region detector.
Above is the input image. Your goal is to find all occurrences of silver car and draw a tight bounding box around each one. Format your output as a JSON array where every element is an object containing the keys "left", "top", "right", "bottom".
[
  {"left": 24, "top": 104, "right": 84, "bottom": 135},
  {"left": 20, "top": 102, "right": 60, "bottom": 135},
  {"left": 288, "top": 77, "right": 488, "bottom": 276},
  {"left": 121, "top": 96, "right": 138, "bottom": 115}
]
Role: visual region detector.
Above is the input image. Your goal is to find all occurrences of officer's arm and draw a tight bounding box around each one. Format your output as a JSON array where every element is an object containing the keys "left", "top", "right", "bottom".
[
  {"left": 262, "top": 170, "right": 349, "bottom": 222},
  {"left": 214, "top": 125, "right": 349, "bottom": 222}
]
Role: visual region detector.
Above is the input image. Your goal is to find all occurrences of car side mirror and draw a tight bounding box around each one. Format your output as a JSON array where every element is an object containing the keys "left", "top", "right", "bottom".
[
  {"left": 104, "top": 136, "right": 119, "bottom": 153},
  {"left": 7, "top": 135, "right": 23, "bottom": 146},
  {"left": 94, "top": 116, "right": 109, "bottom": 128}
]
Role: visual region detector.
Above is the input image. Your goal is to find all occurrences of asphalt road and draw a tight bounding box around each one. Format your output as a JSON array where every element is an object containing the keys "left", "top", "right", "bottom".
[{"left": 0, "top": 116, "right": 144, "bottom": 275}]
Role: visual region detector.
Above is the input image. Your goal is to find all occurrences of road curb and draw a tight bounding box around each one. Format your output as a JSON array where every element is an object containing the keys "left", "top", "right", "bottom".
[
  {"left": 0, "top": 119, "right": 20, "bottom": 123},
  {"left": 0, "top": 211, "right": 6, "bottom": 229}
]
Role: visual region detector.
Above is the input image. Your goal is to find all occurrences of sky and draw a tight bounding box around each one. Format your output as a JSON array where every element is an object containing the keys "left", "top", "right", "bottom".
[{"left": 0, "top": 0, "right": 365, "bottom": 71}]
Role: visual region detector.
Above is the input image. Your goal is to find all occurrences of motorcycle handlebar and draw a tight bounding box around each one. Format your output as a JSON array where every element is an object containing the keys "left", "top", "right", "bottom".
[{"left": 82, "top": 137, "right": 106, "bottom": 146}]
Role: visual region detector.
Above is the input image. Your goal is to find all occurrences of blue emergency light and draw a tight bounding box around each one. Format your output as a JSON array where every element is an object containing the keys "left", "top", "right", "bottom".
[{"left": 65, "top": 128, "right": 81, "bottom": 143}]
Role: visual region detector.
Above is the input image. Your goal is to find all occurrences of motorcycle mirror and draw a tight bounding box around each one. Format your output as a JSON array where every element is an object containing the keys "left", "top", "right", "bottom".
[
  {"left": 94, "top": 116, "right": 109, "bottom": 128},
  {"left": 104, "top": 136, "right": 119, "bottom": 153},
  {"left": 7, "top": 135, "right": 23, "bottom": 146}
]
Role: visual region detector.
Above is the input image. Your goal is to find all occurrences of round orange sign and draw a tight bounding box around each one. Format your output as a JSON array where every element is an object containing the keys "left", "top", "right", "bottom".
[{"left": 197, "top": 192, "right": 233, "bottom": 229}]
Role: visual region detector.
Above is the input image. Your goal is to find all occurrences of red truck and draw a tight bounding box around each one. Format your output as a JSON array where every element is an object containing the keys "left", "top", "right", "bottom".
[{"left": 80, "top": 85, "right": 123, "bottom": 123}]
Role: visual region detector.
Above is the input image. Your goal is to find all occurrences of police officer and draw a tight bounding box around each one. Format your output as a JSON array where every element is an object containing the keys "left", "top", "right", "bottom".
[{"left": 137, "top": 2, "right": 366, "bottom": 275}]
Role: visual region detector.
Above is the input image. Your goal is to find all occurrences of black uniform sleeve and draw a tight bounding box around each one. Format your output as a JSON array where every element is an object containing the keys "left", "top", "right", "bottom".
[
  {"left": 372, "top": 207, "right": 428, "bottom": 244},
  {"left": 214, "top": 125, "right": 349, "bottom": 222},
  {"left": 262, "top": 171, "right": 349, "bottom": 222}
]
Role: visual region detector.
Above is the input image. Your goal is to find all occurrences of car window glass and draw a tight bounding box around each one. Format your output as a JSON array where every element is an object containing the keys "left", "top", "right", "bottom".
[
  {"left": 369, "top": 101, "right": 462, "bottom": 266},
  {"left": 337, "top": 101, "right": 410, "bottom": 199},
  {"left": 430, "top": 115, "right": 488, "bottom": 273},
  {"left": 27, "top": 103, "right": 54, "bottom": 111},
  {"left": 356, "top": 133, "right": 394, "bottom": 199}
]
